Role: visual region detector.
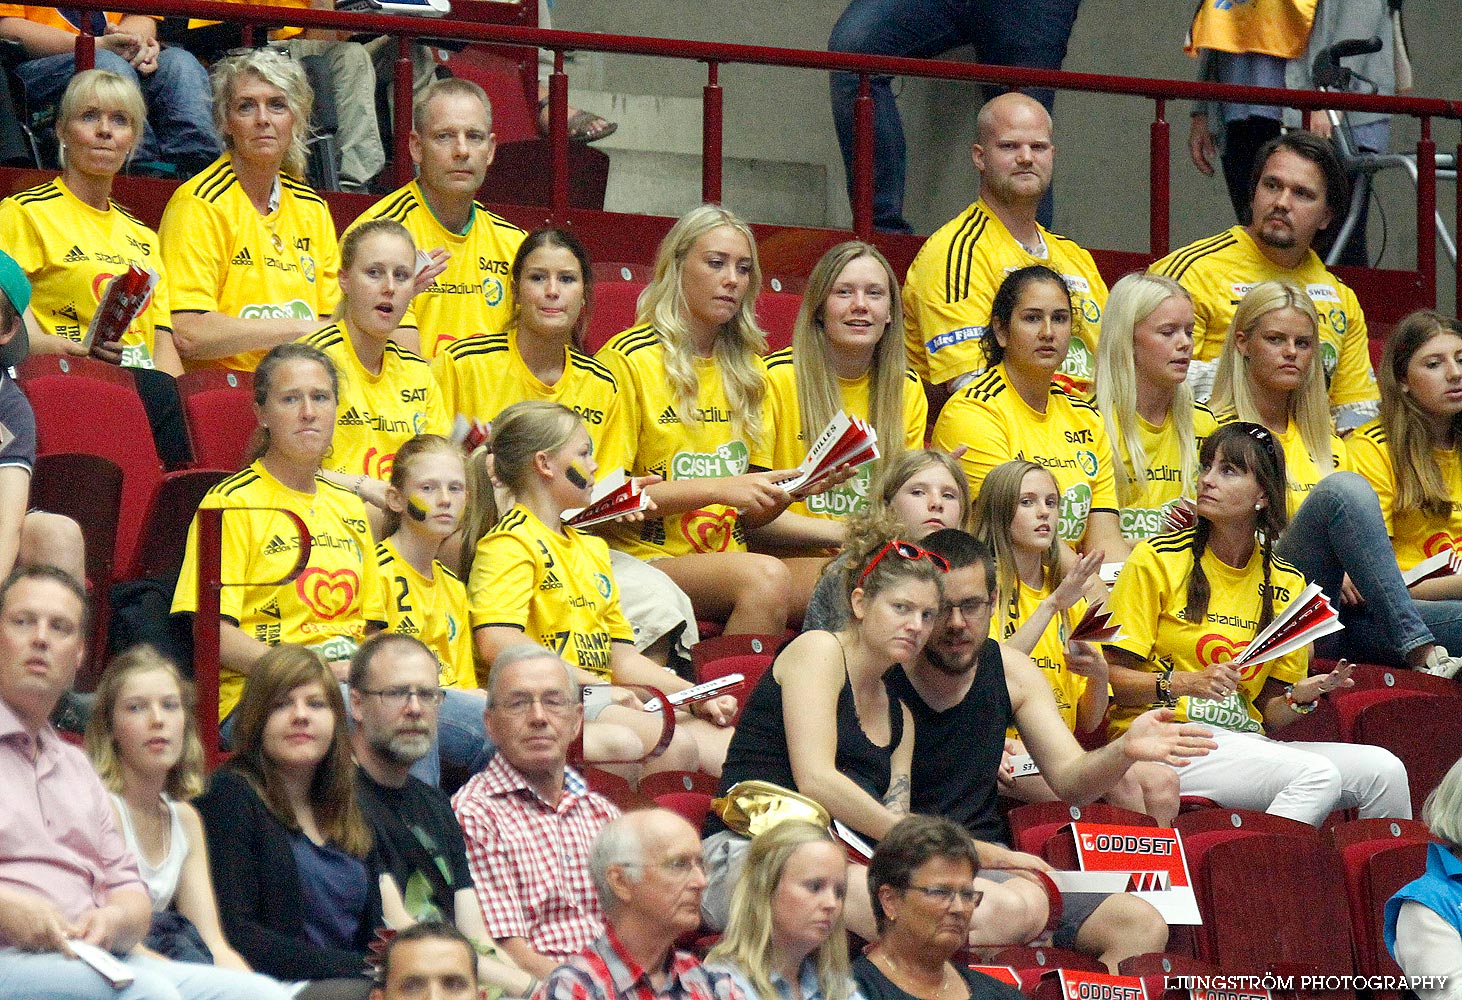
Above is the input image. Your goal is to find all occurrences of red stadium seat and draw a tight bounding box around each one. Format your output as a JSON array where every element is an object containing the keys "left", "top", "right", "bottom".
[
  {"left": 29, "top": 453, "right": 121, "bottom": 593},
  {"left": 16, "top": 354, "right": 135, "bottom": 389},
  {"left": 1118, "top": 953, "right": 1227, "bottom": 1000},
  {"left": 582, "top": 767, "right": 650, "bottom": 811},
  {"left": 653, "top": 791, "right": 713, "bottom": 829},
  {"left": 1172, "top": 807, "right": 1318, "bottom": 841},
  {"left": 1339, "top": 661, "right": 1462, "bottom": 699},
  {"left": 695, "top": 655, "right": 772, "bottom": 723},
  {"left": 176, "top": 370, "right": 255, "bottom": 471},
  {"left": 691, "top": 632, "right": 784, "bottom": 678},
  {"left": 1006, "top": 801, "right": 1157, "bottom": 856},
  {"left": 584, "top": 279, "right": 646, "bottom": 356},
  {"left": 132, "top": 469, "right": 230, "bottom": 580},
  {"left": 1328, "top": 817, "right": 1432, "bottom": 851},
  {"left": 1183, "top": 828, "right": 1355, "bottom": 975},
  {"left": 592, "top": 261, "right": 652, "bottom": 284},
  {"left": 989, "top": 946, "right": 1105, "bottom": 993},
  {"left": 638, "top": 770, "right": 719, "bottom": 798},
  {"left": 755, "top": 288, "right": 803, "bottom": 354},
  {"left": 1335, "top": 688, "right": 1462, "bottom": 817},
  {"left": 1338, "top": 837, "right": 1429, "bottom": 989}
]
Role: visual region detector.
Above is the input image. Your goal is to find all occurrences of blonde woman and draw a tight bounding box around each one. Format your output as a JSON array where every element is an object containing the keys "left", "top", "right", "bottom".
[
  {"left": 706, "top": 821, "right": 859, "bottom": 1000},
  {"left": 753, "top": 241, "right": 926, "bottom": 560},
  {"left": 1209, "top": 280, "right": 1341, "bottom": 514},
  {"left": 1207, "top": 284, "right": 1462, "bottom": 675},
  {"left": 596, "top": 204, "right": 844, "bottom": 633},
  {"left": 1094, "top": 273, "right": 1218, "bottom": 541},
  {"left": 160, "top": 48, "right": 339, "bottom": 372}
]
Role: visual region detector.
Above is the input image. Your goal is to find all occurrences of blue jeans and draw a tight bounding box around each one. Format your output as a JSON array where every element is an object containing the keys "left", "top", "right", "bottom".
[
  {"left": 17, "top": 46, "right": 222, "bottom": 168},
  {"left": 828, "top": 0, "right": 1080, "bottom": 232},
  {"left": 1274, "top": 472, "right": 1462, "bottom": 665},
  {"left": 0, "top": 949, "right": 292, "bottom": 1000}
]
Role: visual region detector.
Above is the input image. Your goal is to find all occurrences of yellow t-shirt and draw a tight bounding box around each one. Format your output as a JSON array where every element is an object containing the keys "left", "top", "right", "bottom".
[
  {"left": 160, "top": 155, "right": 340, "bottom": 372},
  {"left": 430, "top": 329, "right": 628, "bottom": 474},
  {"left": 172, "top": 462, "right": 386, "bottom": 719},
  {"left": 1187, "top": 0, "right": 1317, "bottom": 58},
  {"left": 596, "top": 325, "right": 766, "bottom": 560},
  {"left": 993, "top": 579, "right": 1088, "bottom": 734},
  {"left": 1104, "top": 530, "right": 1309, "bottom": 738},
  {"left": 902, "top": 198, "right": 1107, "bottom": 393},
  {"left": 0, "top": 178, "right": 169, "bottom": 368},
  {"left": 374, "top": 538, "right": 476, "bottom": 690},
  {"left": 932, "top": 364, "right": 1118, "bottom": 546},
  {"left": 346, "top": 181, "right": 525, "bottom": 358},
  {"left": 1212, "top": 412, "right": 1348, "bottom": 517},
  {"left": 752, "top": 348, "right": 927, "bottom": 520},
  {"left": 1114, "top": 404, "right": 1220, "bottom": 541},
  {"left": 301, "top": 323, "right": 449, "bottom": 479},
  {"left": 467, "top": 504, "right": 633, "bottom": 681},
  {"left": 1348, "top": 420, "right": 1462, "bottom": 572},
  {"left": 1150, "top": 226, "right": 1377, "bottom": 419}
]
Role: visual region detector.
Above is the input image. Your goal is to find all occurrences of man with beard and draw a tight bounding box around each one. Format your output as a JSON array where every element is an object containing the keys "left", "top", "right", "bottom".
[
  {"left": 350, "top": 634, "right": 536, "bottom": 996},
  {"left": 901, "top": 92, "right": 1107, "bottom": 405},
  {"left": 890, "top": 530, "right": 1215, "bottom": 970},
  {"left": 1150, "top": 132, "right": 1378, "bottom": 429}
]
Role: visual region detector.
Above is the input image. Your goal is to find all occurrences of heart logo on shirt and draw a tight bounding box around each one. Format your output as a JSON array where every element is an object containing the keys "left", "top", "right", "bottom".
[
  {"left": 296, "top": 567, "right": 359, "bottom": 620},
  {"left": 1195, "top": 632, "right": 1259, "bottom": 680},
  {"left": 1422, "top": 532, "right": 1462, "bottom": 558},
  {"left": 681, "top": 508, "right": 738, "bottom": 553}
]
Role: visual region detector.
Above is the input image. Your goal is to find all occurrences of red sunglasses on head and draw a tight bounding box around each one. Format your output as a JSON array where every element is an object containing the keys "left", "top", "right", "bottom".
[{"left": 857, "top": 540, "right": 951, "bottom": 588}]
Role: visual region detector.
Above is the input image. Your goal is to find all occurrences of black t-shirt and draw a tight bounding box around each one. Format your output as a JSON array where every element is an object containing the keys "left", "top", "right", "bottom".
[
  {"left": 354, "top": 768, "right": 472, "bottom": 922},
  {"left": 853, "top": 953, "right": 1025, "bottom": 1000},
  {"left": 887, "top": 638, "right": 1013, "bottom": 847}
]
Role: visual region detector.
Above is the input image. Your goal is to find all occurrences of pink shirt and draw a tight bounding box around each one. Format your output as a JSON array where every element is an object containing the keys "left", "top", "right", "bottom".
[{"left": 0, "top": 698, "right": 145, "bottom": 928}]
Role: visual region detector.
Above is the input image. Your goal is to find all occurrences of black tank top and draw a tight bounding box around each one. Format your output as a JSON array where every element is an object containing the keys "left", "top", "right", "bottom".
[
  {"left": 887, "top": 638, "right": 1013, "bottom": 846},
  {"left": 705, "top": 637, "right": 904, "bottom": 839}
]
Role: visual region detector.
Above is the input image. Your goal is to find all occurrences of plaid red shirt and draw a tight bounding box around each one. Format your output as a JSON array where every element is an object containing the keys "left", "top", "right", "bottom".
[
  {"left": 537, "top": 927, "right": 749, "bottom": 1000},
  {"left": 452, "top": 755, "right": 619, "bottom": 956}
]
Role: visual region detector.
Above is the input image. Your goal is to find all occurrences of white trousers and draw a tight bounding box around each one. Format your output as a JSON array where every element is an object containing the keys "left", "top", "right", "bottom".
[{"left": 1176, "top": 726, "right": 1412, "bottom": 826}]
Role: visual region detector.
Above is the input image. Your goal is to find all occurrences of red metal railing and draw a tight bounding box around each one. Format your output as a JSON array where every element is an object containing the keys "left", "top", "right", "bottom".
[{"left": 60, "top": 0, "right": 1460, "bottom": 282}]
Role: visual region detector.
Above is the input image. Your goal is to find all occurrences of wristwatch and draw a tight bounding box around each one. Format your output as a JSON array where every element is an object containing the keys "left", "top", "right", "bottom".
[{"left": 1155, "top": 668, "right": 1176, "bottom": 707}]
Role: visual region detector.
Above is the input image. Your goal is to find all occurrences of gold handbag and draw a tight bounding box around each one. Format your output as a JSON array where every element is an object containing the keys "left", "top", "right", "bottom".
[{"left": 710, "top": 780, "right": 831, "bottom": 838}]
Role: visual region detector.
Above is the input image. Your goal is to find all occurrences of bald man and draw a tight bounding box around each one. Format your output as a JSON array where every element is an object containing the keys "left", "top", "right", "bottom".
[{"left": 901, "top": 93, "right": 1108, "bottom": 407}]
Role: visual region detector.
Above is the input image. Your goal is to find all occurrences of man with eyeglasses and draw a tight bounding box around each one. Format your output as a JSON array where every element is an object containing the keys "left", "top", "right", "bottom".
[
  {"left": 350, "top": 634, "right": 538, "bottom": 994},
  {"left": 891, "top": 529, "right": 1217, "bottom": 970},
  {"left": 540, "top": 809, "right": 745, "bottom": 1000},
  {"left": 452, "top": 643, "right": 621, "bottom": 982}
]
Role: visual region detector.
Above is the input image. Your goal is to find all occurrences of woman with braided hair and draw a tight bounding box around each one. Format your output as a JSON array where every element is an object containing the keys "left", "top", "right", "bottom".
[{"left": 1102, "top": 423, "right": 1410, "bottom": 826}]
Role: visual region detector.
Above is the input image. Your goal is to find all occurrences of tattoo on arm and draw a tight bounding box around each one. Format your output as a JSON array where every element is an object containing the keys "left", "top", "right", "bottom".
[{"left": 883, "top": 775, "right": 910, "bottom": 814}]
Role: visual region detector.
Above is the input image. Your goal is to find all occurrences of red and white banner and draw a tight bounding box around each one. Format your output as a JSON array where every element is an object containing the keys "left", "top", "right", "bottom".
[
  {"left": 1070, "top": 823, "right": 1201, "bottom": 924},
  {"left": 1055, "top": 969, "right": 1149, "bottom": 1000}
]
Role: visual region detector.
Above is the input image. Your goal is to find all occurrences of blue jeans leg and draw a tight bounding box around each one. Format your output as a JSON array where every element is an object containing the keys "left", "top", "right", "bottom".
[
  {"left": 138, "top": 46, "right": 223, "bottom": 164},
  {"left": 435, "top": 687, "right": 495, "bottom": 775},
  {"left": 0, "top": 949, "right": 292, "bottom": 1000},
  {"left": 1275, "top": 472, "right": 1433, "bottom": 664},
  {"left": 17, "top": 50, "right": 161, "bottom": 162},
  {"left": 828, "top": 0, "right": 1080, "bottom": 232}
]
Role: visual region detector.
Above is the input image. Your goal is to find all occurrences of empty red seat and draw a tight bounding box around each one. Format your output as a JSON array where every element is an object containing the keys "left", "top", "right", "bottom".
[
  {"left": 1336, "top": 688, "right": 1462, "bottom": 817},
  {"left": 1006, "top": 801, "right": 1157, "bottom": 856},
  {"left": 755, "top": 289, "right": 803, "bottom": 354},
  {"left": 1172, "top": 806, "right": 1318, "bottom": 841},
  {"left": 177, "top": 369, "right": 255, "bottom": 471},
  {"left": 652, "top": 790, "right": 713, "bottom": 829},
  {"left": 638, "top": 770, "right": 719, "bottom": 798},
  {"left": 1338, "top": 837, "right": 1429, "bottom": 988},
  {"left": 584, "top": 277, "right": 646, "bottom": 355}
]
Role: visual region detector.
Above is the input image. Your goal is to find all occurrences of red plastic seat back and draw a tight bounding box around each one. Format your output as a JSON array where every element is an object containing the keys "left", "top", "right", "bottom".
[
  {"left": 755, "top": 289, "right": 803, "bottom": 354},
  {"left": 1338, "top": 838, "right": 1429, "bottom": 981},
  {"left": 1006, "top": 801, "right": 1157, "bottom": 856},
  {"left": 1173, "top": 806, "right": 1319, "bottom": 841},
  {"left": 21, "top": 367, "right": 162, "bottom": 573},
  {"left": 177, "top": 369, "right": 255, "bottom": 471},
  {"left": 1336, "top": 689, "right": 1462, "bottom": 816},
  {"left": 585, "top": 281, "right": 646, "bottom": 356},
  {"left": 652, "top": 791, "right": 713, "bottom": 829}
]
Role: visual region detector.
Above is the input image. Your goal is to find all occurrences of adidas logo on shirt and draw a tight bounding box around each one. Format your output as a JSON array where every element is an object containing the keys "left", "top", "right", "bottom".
[
  {"left": 540, "top": 571, "right": 563, "bottom": 591},
  {"left": 398, "top": 615, "right": 418, "bottom": 633},
  {"left": 232, "top": 247, "right": 254, "bottom": 266},
  {"left": 262, "top": 535, "right": 292, "bottom": 556},
  {"left": 339, "top": 407, "right": 366, "bottom": 426},
  {"left": 62, "top": 245, "right": 88, "bottom": 263},
  {"left": 657, "top": 406, "right": 681, "bottom": 425}
]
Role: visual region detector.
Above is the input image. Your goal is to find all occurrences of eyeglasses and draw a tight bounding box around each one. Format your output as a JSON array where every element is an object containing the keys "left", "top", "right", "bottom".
[
  {"left": 494, "top": 692, "right": 576, "bottom": 717},
  {"left": 858, "top": 540, "right": 951, "bottom": 588},
  {"left": 906, "top": 884, "right": 984, "bottom": 908},
  {"left": 623, "top": 856, "right": 706, "bottom": 879},
  {"left": 943, "top": 596, "right": 992, "bottom": 619},
  {"left": 356, "top": 686, "right": 446, "bottom": 709}
]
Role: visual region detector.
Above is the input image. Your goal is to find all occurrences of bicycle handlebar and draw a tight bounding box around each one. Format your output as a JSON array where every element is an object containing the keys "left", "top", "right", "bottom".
[{"left": 1313, "top": 36, "right": 1383, "bottom": 89}]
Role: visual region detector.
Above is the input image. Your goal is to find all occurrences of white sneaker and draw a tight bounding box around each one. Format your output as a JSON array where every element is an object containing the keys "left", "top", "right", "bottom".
[{"left": 1420, "top": 645, "right": 1462, "bottom": 680}]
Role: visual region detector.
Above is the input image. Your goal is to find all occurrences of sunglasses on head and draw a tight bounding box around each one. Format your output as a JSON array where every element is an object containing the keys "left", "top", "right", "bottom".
[
  {"left": 857, "top": 540, "right": 951, "bottom": 588},
  {"left": 1234, "top": 421, "right": 1280, "bottom": 465}
]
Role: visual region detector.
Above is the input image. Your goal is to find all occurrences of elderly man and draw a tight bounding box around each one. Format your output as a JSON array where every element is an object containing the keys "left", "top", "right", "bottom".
[
  {"left": 453, "top": 644, "right": 620, "bottom": 980},
  {"left": 0, "top": 565, "right": 288, "bottom": 999},
  {"left": 371, "top": 922, "right": 478, "bottom": 1000},
  {"left": 540, "top": 809, "right": 746, "bottom": 1000},
  {"left": 1150, "top": 131, "right": 1377, "bottom": 428},
  {"left": 901, "top": 91, "right": 1107, "bottom": 404},
  {"left": 348, "top": 77, "right": 526, "bottom": 359}
]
